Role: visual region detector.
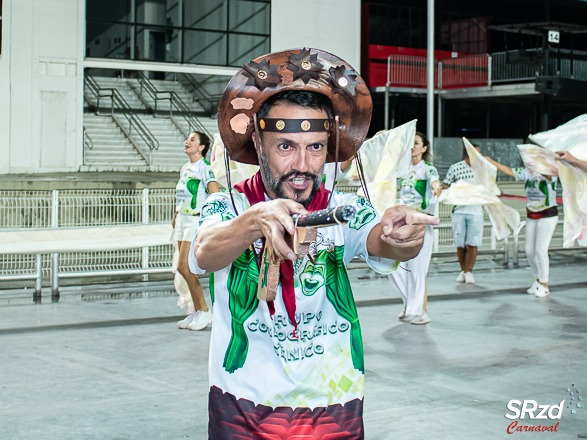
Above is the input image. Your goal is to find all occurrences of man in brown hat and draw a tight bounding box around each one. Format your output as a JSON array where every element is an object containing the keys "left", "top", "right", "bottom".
[{"left": 190, "top": 48, "right": 439, "bottom": 439}]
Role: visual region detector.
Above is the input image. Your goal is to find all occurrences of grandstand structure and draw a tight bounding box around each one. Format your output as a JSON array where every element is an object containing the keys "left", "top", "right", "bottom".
[
  {"left": 0, "top": 0, "right": 361, "bottom": 175},
  {"left": 2, "top": 0, "right": 587, "bottom": 174}
]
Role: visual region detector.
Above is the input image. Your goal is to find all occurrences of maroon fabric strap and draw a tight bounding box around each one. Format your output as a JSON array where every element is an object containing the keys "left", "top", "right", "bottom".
[
  {"left": 234, "top": 171, "right": 330, "bottom": 332},
  {"left": 526, "top": 206, "right": 558, "bottom": 220}
]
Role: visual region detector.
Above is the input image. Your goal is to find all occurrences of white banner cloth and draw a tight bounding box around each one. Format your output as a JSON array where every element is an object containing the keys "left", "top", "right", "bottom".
[
  {"left": 528, "top": 114, "right": 587, "bottom": 247},
  {"left": 349, "top": 120, "right": 416, "bottom": 214},
  {"left": 438, "top": 138, "right": 520, "bottom": 240}
]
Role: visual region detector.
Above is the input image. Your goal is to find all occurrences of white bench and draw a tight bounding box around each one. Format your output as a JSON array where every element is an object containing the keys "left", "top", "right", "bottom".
[{"left": 0, "top": 224, "right": 173, "bottom": 302}]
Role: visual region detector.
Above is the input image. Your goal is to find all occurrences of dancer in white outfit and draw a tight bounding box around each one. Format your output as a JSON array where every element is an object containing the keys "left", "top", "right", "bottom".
[
  {"left": 486, "top": 157, "right": 558, "bottom": 297},
  {"left": 389, "top": 132, "right": 442, "bottom": 324},
  {"left": 173, "top": 131, "right": 220, "bottom": 330}
]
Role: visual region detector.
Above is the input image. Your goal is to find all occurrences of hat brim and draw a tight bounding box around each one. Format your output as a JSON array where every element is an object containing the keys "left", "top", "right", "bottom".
[{"left": 217, "top": 48, "right": 372, "bottom": 165}]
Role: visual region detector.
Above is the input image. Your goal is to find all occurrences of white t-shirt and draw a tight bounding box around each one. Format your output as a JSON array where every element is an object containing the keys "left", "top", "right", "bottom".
[
  {"left": 512, "top": 167, "right": 558, "bottom": 212},
  {"left": 443, "top": 160, "right": 483, "bottom": 216},
  {"left": 189, "top": 190, "right": 397, "bottom": 438},
  {"left": 175, "top": 159, "right": 217, "bottom": 216},
  {"left": 398, "top": 160, "right": 440, "bottom": 214}
]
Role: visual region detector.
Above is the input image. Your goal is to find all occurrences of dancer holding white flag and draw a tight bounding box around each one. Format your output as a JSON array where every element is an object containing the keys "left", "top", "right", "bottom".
[
  {"left": 442, "top": 143, "right": 484, "bottom": 284},
  {"left": 438, "top": 138, "right": 520, "bottom": 261},
  {"left": 529, "top": 114, "right": 587, "bottom": 248},
  {"left": 485, "top": 150, "right": 557, "bottom": 298}
]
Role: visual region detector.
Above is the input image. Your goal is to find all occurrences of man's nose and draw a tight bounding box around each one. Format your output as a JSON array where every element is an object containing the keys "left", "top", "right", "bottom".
[{"left": 293, "top": 148, "right": 310, "bottom": 172}]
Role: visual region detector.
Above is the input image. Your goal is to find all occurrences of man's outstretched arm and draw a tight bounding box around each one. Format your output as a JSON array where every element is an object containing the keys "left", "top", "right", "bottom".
[
  {"left": 367, "top": 205, "right": 440, "bottom": 261},
  {"left": 194, "top": 199, "right": 307, "bottom": 272}
]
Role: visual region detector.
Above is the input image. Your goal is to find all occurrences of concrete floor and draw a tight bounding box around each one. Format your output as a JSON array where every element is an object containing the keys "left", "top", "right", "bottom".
[{"left": 1, "top": 253, "right": 586, "bottom": 440}]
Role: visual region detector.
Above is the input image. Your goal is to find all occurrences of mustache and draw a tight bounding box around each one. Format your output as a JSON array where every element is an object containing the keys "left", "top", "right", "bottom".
[{"left": 279, "top": 171, "right": 319, "bottom": 183}]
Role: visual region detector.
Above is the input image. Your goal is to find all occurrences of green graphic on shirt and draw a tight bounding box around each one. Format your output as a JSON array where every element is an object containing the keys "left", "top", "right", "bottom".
[
  {"left": 320, "top": 246, "right": 365, "bottom": 373},
  {"left": 186, "top": 178, "right": 201, "bottom": 210},
  {"left": 349, "top": 198, "right": 376, "bottom": 230},
  {"left": 201, "top": 198, "right": 233, "bottom": 221},
  {"left": 300, "top": 260, "right": 326, "bottom": 296},
  {"left": 414, "top": 179, "right": 428, "bottom": 210},
  {"left": 209, "top": 272, "right": 215, "bottom": 304},
  {"left": 224, "top": 249, "right": 260, "bottom": 373},
  {"left": 526, "top": 179, "right": 551, "bottom": 206}
]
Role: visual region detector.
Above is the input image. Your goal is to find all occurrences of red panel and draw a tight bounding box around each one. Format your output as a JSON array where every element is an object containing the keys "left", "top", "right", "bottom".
[{"left": 368, "top": 44, "right": 459, "bottom": 60}]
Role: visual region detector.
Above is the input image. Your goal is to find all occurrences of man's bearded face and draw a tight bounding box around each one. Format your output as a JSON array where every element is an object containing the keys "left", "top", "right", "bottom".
[
  {"left": 255, "top": 103, "right": 329, "bottom": 207},
  {"left": 260, "top": 156, "right": 323, "bottom": 207}
]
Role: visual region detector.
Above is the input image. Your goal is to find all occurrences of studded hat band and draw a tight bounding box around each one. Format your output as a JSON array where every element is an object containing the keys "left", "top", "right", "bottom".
[{"left": 257, "top": 118, "right": 333, "bottom": 133}]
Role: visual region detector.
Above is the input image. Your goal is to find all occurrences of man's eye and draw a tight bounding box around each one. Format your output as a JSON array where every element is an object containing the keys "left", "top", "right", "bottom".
[
  {"left": 278, "top": 143, "right": 291, "bottom": 151},
  {"left": 309, "top": 144, "right": 325, "bottom": 151}
]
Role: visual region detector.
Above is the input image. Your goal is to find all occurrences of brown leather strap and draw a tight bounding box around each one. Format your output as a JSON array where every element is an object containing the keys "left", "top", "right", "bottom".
[{"left": 257, "top": 243, "right": 280, "bottom": 301}]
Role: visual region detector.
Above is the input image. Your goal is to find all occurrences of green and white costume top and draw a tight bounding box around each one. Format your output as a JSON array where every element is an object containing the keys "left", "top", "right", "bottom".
[
  {"left": 512, "top": 167, "right": 558, "bottom": 212},
  {"left": 443, "top": 160, "right": 484, "bottom": 216},
  {"left": 399, "top": 160, "right": 440, "bottom": 214},
  {"left": 175, "top": 159, "right": 217, "bottom": 216},
  {"left": 189, "top": 190, "right": 397, "bottom": 411}
]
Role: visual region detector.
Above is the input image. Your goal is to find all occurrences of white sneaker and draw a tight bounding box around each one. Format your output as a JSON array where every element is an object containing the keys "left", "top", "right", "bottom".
[
  {"left": 526, "top": 280, "right": 539, "bottom": 294},
  {"left": 188, "top": 309, "right": 212, "bottom": 330},
  {"left": 456, "top": 271, "right": 465, "bottom": 283},
  {"left": 177, "top": 311, "right": 199, "bottom": 329},
  {"left": 411, "top": 312, "right": 431, "bottom": 325},
  {"left": 464, "top": 272, "right": 475, "bottom": 284},
  {"left": 534, "top": 283, "right": 550, "bottom": 298}
]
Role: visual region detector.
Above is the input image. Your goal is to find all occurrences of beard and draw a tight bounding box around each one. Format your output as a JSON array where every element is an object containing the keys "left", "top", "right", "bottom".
[{"left": 260, "top": 156, "right": 323, "bottom": 207}]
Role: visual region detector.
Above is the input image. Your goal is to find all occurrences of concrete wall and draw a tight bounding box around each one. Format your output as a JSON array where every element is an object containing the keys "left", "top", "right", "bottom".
[
  {"left": 271, "top": 0, "right": 362, "bottom": 72},
  {"left": 0, "top": 0, "right": 84, "bottom": 174}
]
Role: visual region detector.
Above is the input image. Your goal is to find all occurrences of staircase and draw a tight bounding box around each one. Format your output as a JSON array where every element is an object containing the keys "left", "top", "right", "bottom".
[
  {"left": 140, "top": 116, "right": 185, "bottom": 171},
  {"left": 82, "top": 114, "right": 147, "bottom": 170},
  {"left": 89, "top": 77, "right": 147, "bottom": 111},
  {"left": 130, "top": 78, "right": 207, "bottom": 115},
  {"left": 82, "top": 75, "right": 223, "bottom": 171}
]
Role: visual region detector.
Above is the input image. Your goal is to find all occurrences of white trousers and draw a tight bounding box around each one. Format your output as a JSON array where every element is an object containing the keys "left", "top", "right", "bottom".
[
  {"left": 388, "top": 225, "right": 434, "bottom": 316},
  {"left": 525, "top": 216, "right": 558, "bottom": 283}
]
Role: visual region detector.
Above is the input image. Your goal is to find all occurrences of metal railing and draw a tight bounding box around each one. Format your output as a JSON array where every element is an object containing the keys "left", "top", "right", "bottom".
[
  {"left": 386, "top": 48, "right": 587, "bottom": 89},
  {"left": 387, "top": 54, "right": 436, "bottom": 89},
  {"left": 440, "top": 54, "right": 491, "bottom": 88},
  {"left": 0, "top": 189, "right": 175, "bottom": 300},
  {"left": 386, "top": 54, "right": 488, "bottom": 89},
  {"left": 1, "top": 186, "right": 582, "bottom": 299},
  {"left": 490, "top": 50, "right": 540, "bottom": 83},
  {"left": 175, "top": 72, "right": 222, "bottom": 116},
  {"left": 82, "top": 127, "right": 94, "bottom": 166},
  {"left": 492, "top": 48, "right": 587, "bottom": 83},
  {"left": 85, "top": 75, "right": 159, "bottom": 164},
  {"left": 386, "top": 49, "right": 587, "bottom": 89},
  {"left": 135, "top": 73, "right": 212, "bottom": 140}
]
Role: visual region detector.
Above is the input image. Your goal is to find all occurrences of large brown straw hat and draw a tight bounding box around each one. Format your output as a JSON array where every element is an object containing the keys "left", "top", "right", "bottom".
[{"left": 217, "top": 48, "right": 372, "bottom": 165}]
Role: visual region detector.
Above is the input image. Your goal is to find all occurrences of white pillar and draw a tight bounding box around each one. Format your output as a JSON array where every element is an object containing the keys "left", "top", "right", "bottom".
[{"left": 426, "top": 0, "right": 435, "bottom": 152}]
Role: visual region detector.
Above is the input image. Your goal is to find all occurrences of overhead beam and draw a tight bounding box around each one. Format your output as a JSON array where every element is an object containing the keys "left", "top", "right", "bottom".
[{"left": 84, "top": 58, "right": 238, "bottom": 76}]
